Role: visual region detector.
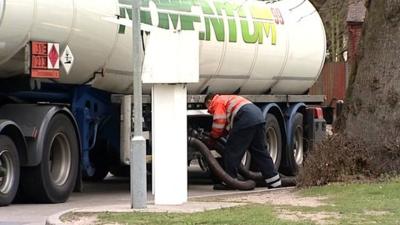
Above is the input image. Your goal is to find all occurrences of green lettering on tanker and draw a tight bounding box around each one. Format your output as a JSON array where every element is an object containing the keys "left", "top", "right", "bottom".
[
  {"left": 141, "top": 10, "right": 152, "bottom": 26},
  {"left": 153, "top": 0, "right": 192, "bottom": 12},
  {"left": 180, "top": 15, "right": 201, "bottom": 30},
  {"left": 157, "top": 13, "right": 179, "bottom": 29},
  {"left": 214, "top": 2, "right": 238, "bottom": 42},
  {"left": 202, "top": 1, "right": 225, "bottom": 41},
  {"left": 117, "top": 0, "right": 280, "bottom": 45},
  {"left": 240, "top": 20, "right": 259, "bottom": 44},
  {"left": 118, "top": 7, "right": 127, "bottom": 34}
]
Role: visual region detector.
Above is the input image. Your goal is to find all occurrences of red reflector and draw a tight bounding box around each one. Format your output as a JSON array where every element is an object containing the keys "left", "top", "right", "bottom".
[{"left": 314, "top": 108, "right": 324, "bottom": 119}]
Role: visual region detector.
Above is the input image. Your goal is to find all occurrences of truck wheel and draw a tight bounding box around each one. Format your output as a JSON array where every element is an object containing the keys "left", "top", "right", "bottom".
[
  {"left": 21, "top": 114, "right": 79, "bottom": 203},
  {"left": 285, "top": 112, "right": 304, "bottom": 175},
  {"left": 265, "top": 113, "right": 282, "bottom": 169},
  {"left": 0, "top": 135, "right": 20, "bottom": 206}
]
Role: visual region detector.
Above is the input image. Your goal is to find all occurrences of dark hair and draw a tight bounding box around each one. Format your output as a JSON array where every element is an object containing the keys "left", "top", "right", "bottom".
[{"left": 204, "top": 93, "right": 217, "bottom": 104}]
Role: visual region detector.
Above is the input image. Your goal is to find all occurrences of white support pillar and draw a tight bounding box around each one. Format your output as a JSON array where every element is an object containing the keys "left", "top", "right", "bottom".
[
  {"left": 142, "top": 29, "right": 199, "bottom": 205},
  {"left": 152, "top": 84, "right": 188, "bottom": 205}
]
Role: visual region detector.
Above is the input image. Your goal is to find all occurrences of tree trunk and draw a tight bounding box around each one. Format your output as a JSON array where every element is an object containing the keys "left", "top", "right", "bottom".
[
  {"left": 298, "top": 1, "right": 400, "bottom": 186},
  {"left": 341, "top": 0, "right": 400, "bottom": 153}
]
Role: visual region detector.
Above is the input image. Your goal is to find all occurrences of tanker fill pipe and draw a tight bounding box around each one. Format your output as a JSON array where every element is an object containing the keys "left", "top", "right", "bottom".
[{"left": 188, "top": 137, "right": 256, "bottom": 191}]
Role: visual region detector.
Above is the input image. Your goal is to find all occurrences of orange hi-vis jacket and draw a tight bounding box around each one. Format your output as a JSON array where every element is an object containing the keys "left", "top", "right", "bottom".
[{"left": 207, "top": 95, "right": 251, "bottom": 139}]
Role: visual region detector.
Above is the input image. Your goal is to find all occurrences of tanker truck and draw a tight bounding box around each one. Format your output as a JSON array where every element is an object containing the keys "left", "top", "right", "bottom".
[{"left": 0, "top": 0, "right": 327, "bottom": 206}]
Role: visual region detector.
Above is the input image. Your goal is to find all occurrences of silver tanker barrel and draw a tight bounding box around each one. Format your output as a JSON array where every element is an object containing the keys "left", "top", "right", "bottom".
[{"left": 0, "top": 0, "right": 325, "bottom": 95}]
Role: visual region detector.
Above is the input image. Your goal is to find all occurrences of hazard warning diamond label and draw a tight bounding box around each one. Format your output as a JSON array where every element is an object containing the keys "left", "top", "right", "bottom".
[{"left": 47, "top": 43, "right": 60, "bottom": 69}]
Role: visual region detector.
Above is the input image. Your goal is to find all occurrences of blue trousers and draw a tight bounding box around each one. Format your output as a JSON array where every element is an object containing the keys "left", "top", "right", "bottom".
[{"left": 224, "top": 123, "right": 278, "bottom": 179}]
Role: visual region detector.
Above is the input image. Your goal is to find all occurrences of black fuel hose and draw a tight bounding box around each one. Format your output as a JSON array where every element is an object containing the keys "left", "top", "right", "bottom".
[
  {"left": 238, "top": 164, "right": 297, "bottom": 187},
  {"left": 189, "top": 137, "right": 256, "bottom": 191},
  {"left": 209, "top": 139, "right": 265, "bottom": 182},
  {"left": 211, "top": 137, "right": 297, "bottom": 187},
  {"left": 193, "top": 132, "right": 296, "bottom": 187}
]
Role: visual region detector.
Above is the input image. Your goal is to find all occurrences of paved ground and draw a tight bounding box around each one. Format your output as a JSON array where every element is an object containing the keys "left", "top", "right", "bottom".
[{"left": 0, "top": 169, "right": 259, "bottom": 225}]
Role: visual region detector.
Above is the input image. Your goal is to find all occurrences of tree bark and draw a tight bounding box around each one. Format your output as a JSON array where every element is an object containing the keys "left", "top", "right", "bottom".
[
  {"left": 341, "top": 0, "right": 400, "bottom": 157},
  {"left": 298, "top": 0, "right": 400, "bottom": 186}
]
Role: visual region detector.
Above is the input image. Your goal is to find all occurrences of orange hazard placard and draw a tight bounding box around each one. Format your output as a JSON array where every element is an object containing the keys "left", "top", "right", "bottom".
[
  {"left": 32, "top": 55, "right": 48, "bottom": 69},
  {"left": 31, "top": 41, "right": 60, "bottom": 79},
  {"left": 32, "top": 42, "right": 48, "bottom": 55},
  {"left": 31, "top": 69, "right": 60, "bottom": 79}
]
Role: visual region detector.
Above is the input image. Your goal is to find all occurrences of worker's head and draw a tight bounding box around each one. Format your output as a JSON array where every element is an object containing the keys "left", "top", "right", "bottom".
[{"left": 204, "top": 93, "right": 216, "bottom": 109}]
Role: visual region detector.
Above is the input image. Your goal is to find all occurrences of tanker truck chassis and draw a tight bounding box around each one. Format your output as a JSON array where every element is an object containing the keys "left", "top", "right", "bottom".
[{"left": 0, "top": 80, "right": 327, "bottom": 206}]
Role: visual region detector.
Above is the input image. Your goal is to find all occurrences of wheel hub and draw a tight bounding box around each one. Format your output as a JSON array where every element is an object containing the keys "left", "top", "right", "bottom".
[
  {"left": 0, "top": 150, "right": 14, "bottom": 194},
  {"left": 266, "top": 127, "right": 278, "bottom": 163},
  {"left": 293, "top": 126, "right": 304, "bottom": 165},
  {"left": 0, "top": 166, "right": 5, "bottom": 177},
  {"left": 48, "top": 133, "right": 71, "bottom": 186}
]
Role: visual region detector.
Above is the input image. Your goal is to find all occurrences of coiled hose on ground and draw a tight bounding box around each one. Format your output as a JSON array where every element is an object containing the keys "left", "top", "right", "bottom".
[
  {"left": 238, "top": 164, "right": 297, "bottom": 187},
  {"left": 192, "top": 132, "right": 296, "bottom": 187},
  {"left": 189, "top": 137, "right": 256, "bottom": 190}
]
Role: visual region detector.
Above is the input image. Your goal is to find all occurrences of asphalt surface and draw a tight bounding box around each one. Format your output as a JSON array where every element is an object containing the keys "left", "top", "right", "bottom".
[{"left": 0, "top": 168, "right": 229, "bottom": 225}]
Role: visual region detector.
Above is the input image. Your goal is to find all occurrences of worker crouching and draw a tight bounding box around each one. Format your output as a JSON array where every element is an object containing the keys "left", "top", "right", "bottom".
[{"left": 205, "top": 93, "right": 281, "bottom": 190}]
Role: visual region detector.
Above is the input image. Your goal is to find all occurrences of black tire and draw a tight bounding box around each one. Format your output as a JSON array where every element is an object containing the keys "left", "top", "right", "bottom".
[
  {"left": 20, "top": 114, "right": 79, "bottom": 203},
  {"left": 0, "top": 135, "right": 20, "bottom": 206},
  {"left": 265, "top": 113, "right": 282, "bottom": 169},
  {"left": 283, "top": 112, "right": 304, "bottom": 176}
]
